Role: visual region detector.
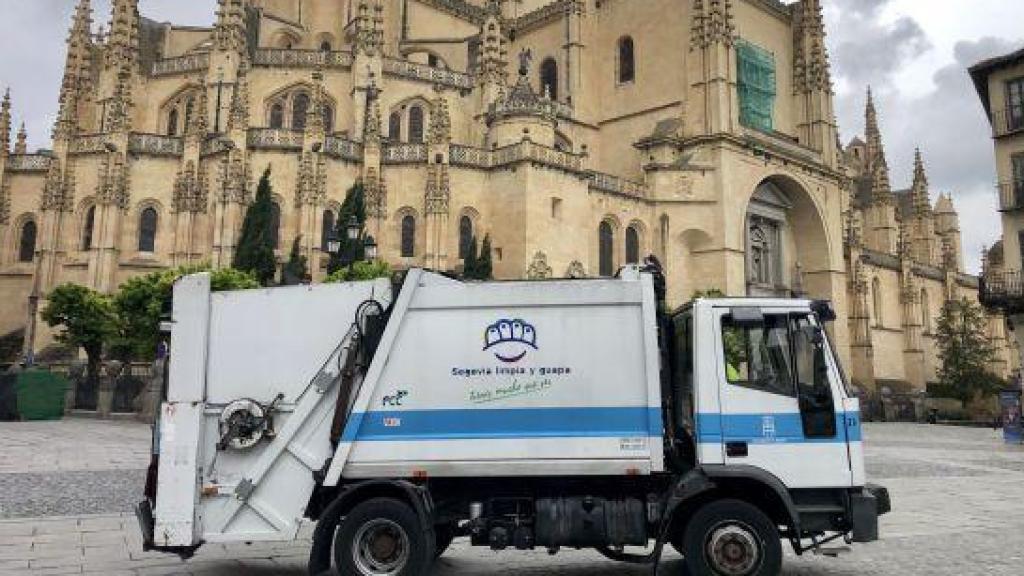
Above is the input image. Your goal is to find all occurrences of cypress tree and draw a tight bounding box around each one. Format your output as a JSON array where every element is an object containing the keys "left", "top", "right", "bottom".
[
  {"left": 463, "top": 235, "right": 479, "bottom": 279},
  {"left": 282, "top": 236, "right": 309, "bottom": 285},
  {"left": 329, "top": 182, "right": 367, "bottom": 274},
  {"left": 233, "top": 167, "right": 278, "bottom": 286},
  {"left": 478, "top": 234, "right": 494, "bottom": 280}
]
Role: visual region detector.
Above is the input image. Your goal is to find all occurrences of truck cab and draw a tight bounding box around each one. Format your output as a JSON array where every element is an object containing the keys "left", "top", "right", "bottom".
[{"left": 668, "top": 299, "right": 886, "bottom": 553}]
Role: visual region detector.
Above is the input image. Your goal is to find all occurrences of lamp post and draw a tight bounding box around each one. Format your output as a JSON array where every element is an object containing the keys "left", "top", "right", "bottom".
[{"left": 364, "top": 235, "right": 378, "bottom": 261}]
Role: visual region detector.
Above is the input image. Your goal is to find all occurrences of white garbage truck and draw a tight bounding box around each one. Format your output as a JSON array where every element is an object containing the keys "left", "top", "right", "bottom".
[{"left": 137, "top": 263, "right": 889, "bottom": 576}]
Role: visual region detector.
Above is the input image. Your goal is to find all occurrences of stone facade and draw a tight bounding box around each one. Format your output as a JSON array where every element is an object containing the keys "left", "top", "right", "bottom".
[
  {"left": 842, "top": 88, "right": 1017, "bottom": 393},
  {"left": 0, "top": 0, "right": 1014, "bottom": 392}
]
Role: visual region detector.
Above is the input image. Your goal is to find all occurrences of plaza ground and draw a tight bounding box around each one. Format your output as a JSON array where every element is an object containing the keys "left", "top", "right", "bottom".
[{"left": 1, "top": 420, "right": 1023, "bottom": 575}]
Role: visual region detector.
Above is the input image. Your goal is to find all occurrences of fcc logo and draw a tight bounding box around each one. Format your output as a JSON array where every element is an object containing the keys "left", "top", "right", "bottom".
[{"left": 484, "top": 319, "right": 538, "bottom": 363}]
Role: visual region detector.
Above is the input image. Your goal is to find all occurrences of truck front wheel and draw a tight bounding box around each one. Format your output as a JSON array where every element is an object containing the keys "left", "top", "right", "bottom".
[
  {"left": 333, "top": 498, "right": 433, "bottom": 576},
  {"left": 681, "top": 499, "right": 782, "bottom": 576}
]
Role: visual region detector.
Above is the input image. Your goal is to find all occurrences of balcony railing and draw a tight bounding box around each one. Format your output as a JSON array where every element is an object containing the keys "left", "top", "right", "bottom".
[
  {"left": 4, "top": 154, "right": 53, "bottom": 172},
  {"left": 128, "top": 133, "right": 184, "bottom": 157},
  {"left": 997, "top": 180, "right": 1024, "bottom": 212},
  {"left": 993, "top": 105, "right": 1024, "bottom": 138},
  {"left": 980, "top": 270, "right": 1024, "bottom": 314},
  {"left": 151, "top": 53, "right": 210, "bottom": 77},
  {"left": 252, "top": 49, "right": 353, "bottom": 69},
  {"left": 247, "top": 128, "right": 305, "bottom": 150}
]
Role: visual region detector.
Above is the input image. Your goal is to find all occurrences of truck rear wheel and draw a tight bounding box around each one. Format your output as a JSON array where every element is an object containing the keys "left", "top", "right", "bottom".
[
  {"left": 681, "top": 499, "right": 782, "bottom": 576},
  {"left": 333, "top": 498, "right": 433, "bottom": 576}
]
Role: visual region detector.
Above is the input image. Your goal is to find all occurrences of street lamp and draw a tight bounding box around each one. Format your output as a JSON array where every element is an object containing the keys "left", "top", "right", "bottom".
[
  {"left": 345, "top": 216, "right": 361, "bottom": 241},
  {"left": 364, "top": 235, "right": 378, "bottom": 261},
  {"left": 326, "top": 231, "right": 341, "bottom": 257}
]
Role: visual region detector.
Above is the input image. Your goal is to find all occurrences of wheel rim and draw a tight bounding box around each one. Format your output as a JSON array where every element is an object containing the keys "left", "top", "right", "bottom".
[
  {"left": 352, "top": 519, "right": 411, "bottom": 575},
  {"left": 704, "top": 521, "right": 762, "bottom": 576}
]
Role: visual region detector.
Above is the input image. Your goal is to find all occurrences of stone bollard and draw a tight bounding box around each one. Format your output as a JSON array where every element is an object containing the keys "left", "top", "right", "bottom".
[
  {"left": 66, "top": 360, "right": 87, "bottom": 413},
  {"left": 138, "top": 358, "right": 166, "bottom": 423},
  {"left": 98, "top": 360, "right": 124, "bottom": 418}
]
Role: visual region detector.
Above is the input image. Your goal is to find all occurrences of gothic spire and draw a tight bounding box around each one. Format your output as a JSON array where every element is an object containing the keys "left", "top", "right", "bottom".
[
  {"left": 793, "top": 0, "right": 831, "bottom": 92},
  {"left": 215, "top": 0, "right": 247, "bottom": 53},
  {"left": 362, "top": 74, "right": 382, "bottom": 145},
  {"left": 864, "top": 87, "right": 892, "bottom": 204},
  {"left": 353, "top": 0, "right": 385, "bottom": 55},
  {"left": 691, "top": 0, "right": 736, "bottom": 50},
  {"left": 55, "top": 0, "right": 94, "bottom": 139},
  {"left": 105, "top": 0, "right": 139, "bottom": 71},
  {"left": 428, "top": 91, "right": 451, "bottom": 146},
  {"left": 227, "top": 59, "right": 250, "bottom": 133},
  {"left": 911, "top": 148, "right": 931, "bottom": 215},
  {"left": 0, "top": 89, "right": 10, "bottom": 155},
  {"left": 14, "top": 123, "right": 27, "bottom": 155}
]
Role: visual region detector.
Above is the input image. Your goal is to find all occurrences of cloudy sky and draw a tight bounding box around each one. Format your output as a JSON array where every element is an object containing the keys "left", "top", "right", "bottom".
[{"left": 1, "top": 0, "right": 1022, "bottom": 273}]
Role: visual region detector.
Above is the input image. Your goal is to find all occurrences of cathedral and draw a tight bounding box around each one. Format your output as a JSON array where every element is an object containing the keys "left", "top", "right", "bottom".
[{"left": 0, "top": 0, "right": 1015, "bottom": 393}]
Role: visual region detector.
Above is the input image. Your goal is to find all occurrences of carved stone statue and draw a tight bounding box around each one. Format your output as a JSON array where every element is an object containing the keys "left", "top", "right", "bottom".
[{"left": 518, "top": 48, "right": 533, "bottom": 77}]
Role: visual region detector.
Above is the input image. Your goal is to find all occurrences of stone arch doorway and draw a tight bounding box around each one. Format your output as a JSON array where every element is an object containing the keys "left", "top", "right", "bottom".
[{"left": 743, "top": 175, "right": 831, "bottom": 299}]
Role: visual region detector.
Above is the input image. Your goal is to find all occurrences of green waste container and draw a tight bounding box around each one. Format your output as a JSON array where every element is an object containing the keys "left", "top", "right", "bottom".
[{"left": 15, "top": 370, "right": 69, "bottom": 421}]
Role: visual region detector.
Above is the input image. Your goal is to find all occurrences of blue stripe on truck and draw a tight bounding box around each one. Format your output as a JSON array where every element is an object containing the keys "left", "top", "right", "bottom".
[
  {"left": 697, "top": 412, "right": 862, "bottom": 444},
  {"left": 339, "top": 408, "right": 862, "bottom": 444},
  {"left": 341, "top": 407, "right": 663, "bottom": 442}
]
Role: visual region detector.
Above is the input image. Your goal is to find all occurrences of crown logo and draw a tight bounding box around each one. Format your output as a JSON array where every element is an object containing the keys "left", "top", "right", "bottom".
[{"left": 483, "top": 319, "right": 538, "bottom": 363}]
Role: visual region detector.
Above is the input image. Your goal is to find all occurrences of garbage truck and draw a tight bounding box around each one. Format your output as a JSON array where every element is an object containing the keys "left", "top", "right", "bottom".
[{"left": 137, "top": 263, "right": 889, "bottom": 576}]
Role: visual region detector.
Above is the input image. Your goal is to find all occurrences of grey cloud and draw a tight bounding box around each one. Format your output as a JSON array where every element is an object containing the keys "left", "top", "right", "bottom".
[
  {"left": 828, "top": 0, "right": 932, "bottom": 87},
  {"left": 825, "top": 0, "right": 1023, "bottom": 272}
]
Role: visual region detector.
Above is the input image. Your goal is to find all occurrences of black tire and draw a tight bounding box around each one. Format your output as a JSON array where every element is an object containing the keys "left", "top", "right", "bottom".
[
  {"left": 333, "top": 497, "right": 434, "bottom": 576},
  {"left": 681, "top": 499, "right": 782, "bottom": 576},
  {"left": 433, "top": 524, "right": 456, "bottom": 559}
]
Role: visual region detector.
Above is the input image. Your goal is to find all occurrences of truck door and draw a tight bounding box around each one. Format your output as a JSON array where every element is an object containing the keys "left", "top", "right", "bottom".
[{"left": 716, "top": 309, "right": 852, "bottom": 488}]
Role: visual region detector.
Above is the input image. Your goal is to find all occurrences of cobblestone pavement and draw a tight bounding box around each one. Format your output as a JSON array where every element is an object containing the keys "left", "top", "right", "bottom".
[{"left": 1, "top": 420, "right": 1023, "bottom": 575}]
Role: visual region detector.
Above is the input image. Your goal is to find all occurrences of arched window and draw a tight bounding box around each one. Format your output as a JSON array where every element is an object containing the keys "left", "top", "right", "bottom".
[
  {"left": 408, "top": 106, "right": 425, "bottom": 143},
  {"left": 540, "top": 58, "right": 558, "bottom": 100},
  {"left": 82, "top": 205, "right": 96, "bottom": 250},
  {"left": 618, "top": 36, "right": 635, "bottom": 84},
  {"left": 401, "top": 215, "right": 416, "bottom": 257},
  {"left": 269, "top": 202, "right": 281, "bottom": 249},
  {"left": 138, "top": 207, "right": 158, "bottom": 253},
  {"left": 320, "top": 41, "right": 332, "bottom": 52},
  {"left": 625, "top": 226, "right": 640, "bottom": 264},
  {"left": 389, "top": 111, "right": 402, "bottom": 141},
  {"left": 459, "top": 216, "right": 474, "bottom": 260},
  {"left": 321, "top": 209, "right": 336, "bottom": 251},
  {"left": 269, "top": 103, "right": 285, "bottom": 129},
  {"left": 167, "top": 109, "right": 179, "bottom": 137},
  {"left": 599, "top": 221, "right": 615, "bottom": 277},
  {"left": 292, "top": 93, "right": 310, "bottom": 131},
  {"left": 659, "top": 214, "right": 670, "bottom": 260},
  {"left": 18, "top": 220, "right": 36, "bottom": 263},
  {"left": 428, "top": 54, "right": 440, "bottom": 68},
  {"left": 323, "top": 105, "right": 335, "bottom": 134},
  {"left": 872, "top": 278, "right": 883, "bottom": 327}
]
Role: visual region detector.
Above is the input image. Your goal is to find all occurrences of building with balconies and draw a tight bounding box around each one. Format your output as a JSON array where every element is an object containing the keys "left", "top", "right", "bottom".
[{"left": 973, "top": 47, "right": 1024, "bottom": 337}]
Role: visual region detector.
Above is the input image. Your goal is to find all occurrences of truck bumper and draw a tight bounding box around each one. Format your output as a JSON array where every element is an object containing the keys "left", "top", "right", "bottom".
[{"left": 850, "top": 483, "right": 890, "bottom": 543}]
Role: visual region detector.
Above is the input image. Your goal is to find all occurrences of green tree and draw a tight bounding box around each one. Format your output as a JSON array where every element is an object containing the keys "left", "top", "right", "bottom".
[
  {"left": 324, "top": 260, "right": 392, "bottom": 283},
  {"left": 282, "top": 236, "right": 309, "bottom": 286},
  {"left": 113, "top": 265, "right": 258, "bottom": 361},
  {"left": 935, "top": 297, "right": 1005, "bottom": 407},
  {"left": 329, "top": 182, "right": 367, "bottom": 274},
  {"left": 463, "top": 235, "right": 479, "bottom": 279},
  {"left": 233, "top": 167, "right": 278, "bottom": 286},
  {"left": 41, "top": 284, "right": 118, "bottom": 390},
  {"left": 477, "top": 234, "right": 494, "bottom": 280}
]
